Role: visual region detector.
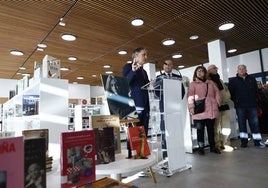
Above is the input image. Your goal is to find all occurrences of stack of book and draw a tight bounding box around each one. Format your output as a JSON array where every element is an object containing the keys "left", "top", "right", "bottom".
[{"left": 46, "top": 156, "right": 53, "bottom": 172}]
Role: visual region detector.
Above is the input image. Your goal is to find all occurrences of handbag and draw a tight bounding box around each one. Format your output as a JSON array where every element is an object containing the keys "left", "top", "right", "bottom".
[
  {"left": 194, "top": 83, "right": 208, "bottom": 114},
  {"left": 219, "top": 104, "right": 230, "bottom": 111}
]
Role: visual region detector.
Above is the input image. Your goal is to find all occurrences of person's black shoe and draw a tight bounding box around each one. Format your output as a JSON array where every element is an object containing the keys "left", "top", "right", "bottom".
[
  {"left": 210, "top": 148, "right": 221, "bottom": 154},
  {"left": 241, "top": 143, "right": 248, "bottom": 148},
  {"left": 254, "top": 141, "right": 266, "bottom": 148},
  {"left": 198, "top": 148, "right": 205, "bottom": 155}
]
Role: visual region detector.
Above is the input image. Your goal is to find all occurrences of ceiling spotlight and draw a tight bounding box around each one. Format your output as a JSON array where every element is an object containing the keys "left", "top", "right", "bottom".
[
  {"left": 172, "top": 54, "right": 182, "bottom": 59},
  {"left": 189, "top": 35, "right": 199, "bottom": 40},
  {"left": 118, "top": 50, "right": 127, "bottom": 55},
  {"left": 131, "top": 18, "right": 144, "bottom": 26},
  {"left": 162, "top": 38, "right": 175, "bottom": 46},
  {"left": 37, "top": 43, "right": 47, "bottom": 48},
  {"left": 37, "top": 48, "right": 44, "bottom": 51},
  {"left": 228, "top": 48, "right": 237, "bottom": 53},
  {"left": 103, "top": 65, "right": 111, "bottom": 68},
  {"left": 19, "top": 66, "right": 26, "bottom": 70},
  {"left": 92, "top": 75, "right": 97, "bottom": 77},
  {"left": 178, "top": 65, "right": 185, "bottom": 68},
  {"left": 59, "top": 18, "right": 66, "bottom": 26},
  {"left": 68, "top": 56, "right": 77, "bottom": 61},
  {"left": 10, "top": 50, "right": 24, "bottom": 56},
  {"left": 61, "top": 34, "right": 77, "bottom": 41},
  {"left": 218, "top": 21, "right": 235, "bottom": 31},
  {"left": 60, "top": 67, "right": 69, "bottom": 71},
  {"left": 77, "top": 76, "right": 84, "bottom": 80},
  {"left": 22, "top": 73, "right": 30, "bottom": 76},
  {"left": 127, "top": 60, "right": 132, "bottom": 64},
  {"left": 105, "top": 71, "right": 113, "bottom": 74}
]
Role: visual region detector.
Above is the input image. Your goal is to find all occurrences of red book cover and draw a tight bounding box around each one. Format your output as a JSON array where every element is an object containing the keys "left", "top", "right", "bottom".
[
  {"left": 0, "top": 136, "right": 24, "bottom": 188},
  {"left": 127, "top": 126, "right": 151, "bottom": 159},
  {"left": 60, "top": 130, "right": 95, "bottom": 188}
]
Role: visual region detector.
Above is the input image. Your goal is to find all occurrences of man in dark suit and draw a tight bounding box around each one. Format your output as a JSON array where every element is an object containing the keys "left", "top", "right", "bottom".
[
  {"left": 155, "top": 59, "right": 185, "bottom": 159},
  {"left": 122, "top": 47, "right": 150, "bottom": 136}
]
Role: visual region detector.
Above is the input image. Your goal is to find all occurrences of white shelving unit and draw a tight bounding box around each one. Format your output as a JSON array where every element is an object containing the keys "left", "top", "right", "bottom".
[{"left": 2, "top": 78, "right": 69, "bottom": 143}]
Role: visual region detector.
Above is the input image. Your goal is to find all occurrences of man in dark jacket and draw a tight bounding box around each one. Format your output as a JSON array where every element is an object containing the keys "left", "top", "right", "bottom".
[{"left": 228, "top": 64, "right": 267, "bottom": 148}]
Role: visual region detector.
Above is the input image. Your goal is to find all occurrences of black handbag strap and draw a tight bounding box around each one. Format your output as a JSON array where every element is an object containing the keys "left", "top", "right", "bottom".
[{"left": 205, "top": 83, "right": 208, "bottom": 97}]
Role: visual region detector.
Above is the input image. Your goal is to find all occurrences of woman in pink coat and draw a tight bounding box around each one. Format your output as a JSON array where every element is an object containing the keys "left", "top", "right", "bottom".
[{"left": 187, "top": 66, "right": 221, "bottom": 155}]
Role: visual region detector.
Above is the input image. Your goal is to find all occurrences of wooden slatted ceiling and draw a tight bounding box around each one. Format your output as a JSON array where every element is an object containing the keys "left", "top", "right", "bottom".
[{"left": 0, "top": 0, "right": 267, "bottom": 85}]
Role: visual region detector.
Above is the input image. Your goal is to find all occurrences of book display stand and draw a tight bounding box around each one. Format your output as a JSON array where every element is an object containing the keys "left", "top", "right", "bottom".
[{"left": 142, "top": 79, "right": 192, "bottom": 176}]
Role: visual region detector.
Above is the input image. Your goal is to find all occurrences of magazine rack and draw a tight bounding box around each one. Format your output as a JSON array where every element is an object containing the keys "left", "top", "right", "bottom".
[{"left": 142, "top": 79, "right": 191, "bottom": 176}]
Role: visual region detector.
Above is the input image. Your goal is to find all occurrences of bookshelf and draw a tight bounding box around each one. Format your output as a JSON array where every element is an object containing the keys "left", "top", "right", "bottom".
[{"left": 2, "top": 78, "right": 69, "bottom": 143}]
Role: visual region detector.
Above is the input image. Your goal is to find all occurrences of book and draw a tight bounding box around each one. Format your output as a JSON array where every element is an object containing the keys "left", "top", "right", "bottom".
[
  {"left": 22, "top": 95, "right": 40, "bottom": 116},
  {"left": 0, "top": 136, "right": 24, "bottom": 188},
  {"left": 42, "top": 54, "right": 61, "bottom": 79},
  {"left": 61, "top": 130, "right": 95, "bottom": 188},
  {"left": 127, "top": 126, "right": 151, "bottom": 159},
  {"left": 22, "top": 129, "right": 49, "bottom": 157},
  {"left": 77, "top": 177, "right": 136, "bottom": 188},
  {"left": 93, "top": 127, "right": 115, "bottom": 165},
  {"left": 92, "top": 115, "right": 121, "bottom": 154},
  {"left": 24, "top": 138, "right": 46, "bottom": 188}
]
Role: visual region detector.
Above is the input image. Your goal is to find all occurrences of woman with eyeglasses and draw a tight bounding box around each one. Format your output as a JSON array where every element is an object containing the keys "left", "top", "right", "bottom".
[{"left": 187, "top": 66, "right": 221, "bottom": 155}]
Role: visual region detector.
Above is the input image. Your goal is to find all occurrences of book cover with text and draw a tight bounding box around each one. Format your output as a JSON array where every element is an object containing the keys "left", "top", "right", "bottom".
[
  {"left": 61, "top": 130, "right": 95, "bottom": 188},
  {"left": 0, "top": 136, "right": 24, "bottom": 188}
]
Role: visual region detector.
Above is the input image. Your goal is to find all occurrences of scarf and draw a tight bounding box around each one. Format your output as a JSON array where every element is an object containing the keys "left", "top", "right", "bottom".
[{"left": 209, "top": 73, "right": 224, "bottom": 90}]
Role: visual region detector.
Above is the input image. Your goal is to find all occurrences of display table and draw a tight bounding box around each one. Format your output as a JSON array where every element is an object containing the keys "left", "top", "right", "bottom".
[{"left": 96, "top": 150, "right": 157, "bottom": 183}]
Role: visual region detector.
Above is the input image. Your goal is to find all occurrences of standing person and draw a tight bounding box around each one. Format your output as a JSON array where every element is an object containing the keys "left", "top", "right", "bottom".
[
  {"left": 228, "top": 64, "right": 267, "bottom": 148},
  {"left": 207, "top": 64, "right": 232, "bottom": 150},
  {"left": 187, "top": 66, "right": 221, "bottom": 155},
  {"left": 122, "top": 47, "right": 150, "bottom": 136},
  {"left": 256, "top": 81, "right": 268, "bottom": 134},
  {"left": 155, "top": 59, "right": 185, "bottom": 159}
]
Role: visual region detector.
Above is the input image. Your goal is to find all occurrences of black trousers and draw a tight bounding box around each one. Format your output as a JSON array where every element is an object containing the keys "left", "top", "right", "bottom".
[{"left": 194, "top": 119, "right": 216, "bottom": 149}]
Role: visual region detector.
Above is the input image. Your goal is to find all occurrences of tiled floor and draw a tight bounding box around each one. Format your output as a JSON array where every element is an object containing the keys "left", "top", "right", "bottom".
[{"left": 114, "top": 135, "right": 268, "bottom": 188}]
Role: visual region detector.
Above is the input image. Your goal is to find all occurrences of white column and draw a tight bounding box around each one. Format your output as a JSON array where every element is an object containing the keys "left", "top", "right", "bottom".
[{"left": 207, "top": 40, "right": 228, "bottom": 82}]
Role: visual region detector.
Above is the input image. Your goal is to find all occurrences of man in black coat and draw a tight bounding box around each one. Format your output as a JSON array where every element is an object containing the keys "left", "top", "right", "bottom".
[{"left": 229, "top": 64, "right": 267, "bottom": 148}]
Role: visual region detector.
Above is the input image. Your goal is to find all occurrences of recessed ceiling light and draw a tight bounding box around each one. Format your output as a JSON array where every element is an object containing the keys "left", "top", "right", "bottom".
[
  {"left": 178, "top": 65, "right": 185, "bottom": 68},
  {"left": 127, "top": 60, "right": 132, "bottom": 64},
  {"left": 172, "top": 54, "right": 182, "bottom": 59},
  {"left": 162, "top": 38, "right": 175, "bottom": 46},
  {"left": 118, "top": 50, "right": 127, "bottom": 55},
  {"left": 37, "top": 43, "right": 47, "bottom": 48},
  {"left": 61, "top": 34, "right": 77, "bottom": 41},
  {"left": 60, "top": 67, "right": 69, "bottom": 71},
  {"left": 105, "top": 71, "right": 113, "bottom": 74},
  {"left": 218, "top": 22, "right": 235, "bottom": 31},
  {"left": 19, "top": 66, "right": 26, "bottom": 70},
  {"left": 228, "top": 48, "right": 237, "bottom": 53},
  {"left": 16, "top": 72, "right": 21, "bottom": 75},
  {"left": 103, "top": 65, "right": 111, "bottom": 68},
  {"left": 189, "top": 35, "right": 199, "bottom": 40},
  {"left": 131, "top": 18, "right": 144, "bottom": 26},
  {"left": 77, "top": 76, "right": 84, "bottom": 80},
  {"left": 10, "top": 50, "right": 24, "bottom": 56},
  {"left": 68, "top": 56, "right": 77, "bottom": 61},
  {"left": 92, "top": 75, "right": 97, "bottom": 77}
]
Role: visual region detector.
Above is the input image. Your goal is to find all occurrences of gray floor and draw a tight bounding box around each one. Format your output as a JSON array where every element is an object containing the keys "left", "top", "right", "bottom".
[{"left": 116, "top": 135, "right": 268, "bottom": 188}]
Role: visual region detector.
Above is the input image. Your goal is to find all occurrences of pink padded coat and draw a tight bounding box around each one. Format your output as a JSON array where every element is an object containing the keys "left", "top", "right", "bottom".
[{"left": 187, "top": 79, "right": 221, "bottom": 120}]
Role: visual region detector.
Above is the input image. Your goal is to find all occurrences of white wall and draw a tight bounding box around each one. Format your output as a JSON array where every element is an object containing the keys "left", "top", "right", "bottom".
[
  {"left": 180, "top": 47, "right": 268, "bottom": 82},
  {"left": 0, "top": 79, "right": 18, "bottom": 98}
]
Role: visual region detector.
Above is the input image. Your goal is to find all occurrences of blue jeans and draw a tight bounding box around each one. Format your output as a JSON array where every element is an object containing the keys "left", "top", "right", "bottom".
[{"left": 236, "top": 107, "right": 262, "bottom": 144}]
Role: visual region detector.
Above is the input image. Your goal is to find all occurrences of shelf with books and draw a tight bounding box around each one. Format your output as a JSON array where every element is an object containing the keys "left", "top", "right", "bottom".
[{"left": 2, "top": 78, "right": 69, "bottom": 143}]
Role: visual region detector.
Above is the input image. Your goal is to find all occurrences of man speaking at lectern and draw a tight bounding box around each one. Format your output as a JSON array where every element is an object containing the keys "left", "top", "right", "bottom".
[{"left": 155, "top": 59, "right": 185, "bottom": 158}]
